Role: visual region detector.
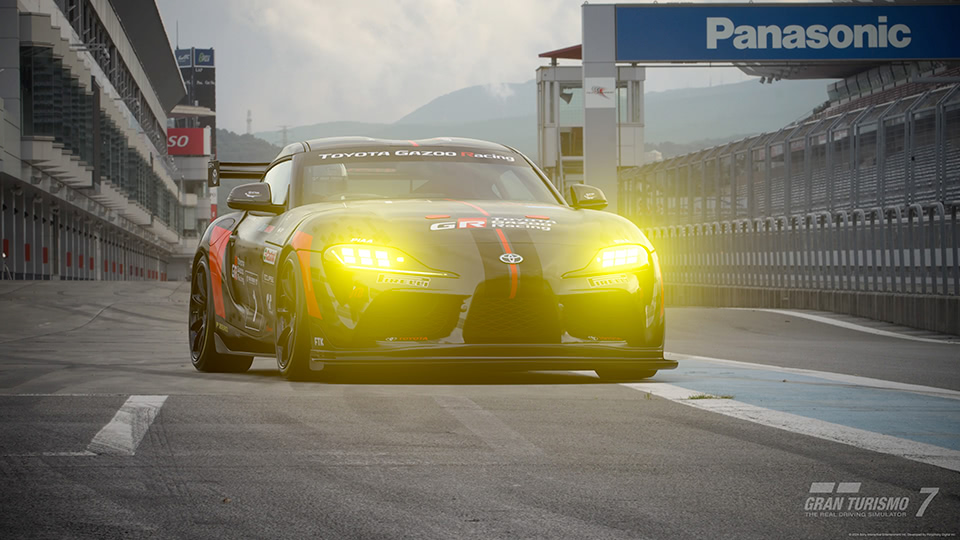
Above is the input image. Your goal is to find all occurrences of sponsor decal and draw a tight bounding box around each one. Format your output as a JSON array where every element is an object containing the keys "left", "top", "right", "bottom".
[
  {"left": 313, "top": 337, "right": 325, "bottom": 347},
  {"left": 262, "top": 272, "right": 275, "bottom": 285},
  {"left": 245, "top": 190, "right": 261, "bottom": 198},
  {"left": 245, "top": 272, "right": 259, "bottom": 286},
  {"left": 385, "top": 336, "right": 428, "bottom": 342},
  {"left": 216, "top": 321, "right": 229, "bottom": 333},
  {"left": 429, "top": 216, "right": 556, "bottom": 231},
  {"left": 377, "top": 274, "right": 430, "bottom": 288},
  {"left": 802, "top": 482, "right": 940, "bottom": 519},
  {"left": 231, "top": 257, "right": 245, "bottom": 281},
  {"left": 350, "top": 238, "right": 373, "bottom": 243},
  {"left": 314, "top": 150, "right": 515, "bottom": 162},
  {"left": 586, "top": 336, "right": 625, "bottom": 341},
  {"left": 262, "top": 247, "right": 278, "bottom": 266},
  {"left": 348, "top": 285, "right": 368, "bottom": 299},
  {"left": 499, "top": 253, "right": 523, "bottom": 265},
  {"left": 588, "top": 274, "right": 629, "bottom": 287}
]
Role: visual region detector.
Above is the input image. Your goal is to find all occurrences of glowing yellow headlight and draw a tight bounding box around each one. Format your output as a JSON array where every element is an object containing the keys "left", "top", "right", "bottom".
[
  {"left": 340, "top": 247, "right": 393, "bottom": 268},
  {"left": 563, "top": 244, "right": 651, "bottom": 278},
  {"left": 324, "top": 244, "right": 454, "bottom": 277},
  {"left": 597, "top": 246, "right": 647, "bottom": 269}
]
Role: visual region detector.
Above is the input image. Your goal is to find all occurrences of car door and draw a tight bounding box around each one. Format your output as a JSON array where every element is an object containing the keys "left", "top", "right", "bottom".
[{"left": 231, "top": 160, "right": 293, "bottom": 337}]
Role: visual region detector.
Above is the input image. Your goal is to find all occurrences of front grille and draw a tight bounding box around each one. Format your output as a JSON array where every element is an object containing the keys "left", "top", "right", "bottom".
[
  {"left": 463, "top": 295, "right": 561, "bottom": 344},
  {"left": 354, "top": 292, "right": 462, "bottom": 343},
  {"left": 561, "top": 291, "right": 642, "bottom": 342}
]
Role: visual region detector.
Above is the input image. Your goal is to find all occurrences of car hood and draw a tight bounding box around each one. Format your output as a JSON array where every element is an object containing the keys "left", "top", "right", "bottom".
[{"left": 279, "top": 199, "right": 649, "bottom": 249}]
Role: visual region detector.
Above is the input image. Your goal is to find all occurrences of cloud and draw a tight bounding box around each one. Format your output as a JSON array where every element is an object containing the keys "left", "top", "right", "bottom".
[
  {"left": 162, "top": 0, "right": 583, "bottom": 130},
  {"left": 158, "top": 0, "right": 809, "bottom": 132}
]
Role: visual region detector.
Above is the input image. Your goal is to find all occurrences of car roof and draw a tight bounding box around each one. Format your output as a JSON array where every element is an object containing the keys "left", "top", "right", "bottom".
[{"left": 274, "top": 137, "right": 513, "bottom": 162}]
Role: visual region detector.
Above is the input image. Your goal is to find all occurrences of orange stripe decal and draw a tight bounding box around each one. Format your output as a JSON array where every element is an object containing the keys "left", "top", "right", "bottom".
[
  {"left": 208, "top": 225, "right": 231, "bottom": 318},
  {"left": 445, "top": 199, "right": 490, "bottom": 216},
  {"left": 494, "top": 228, "right": 519, "bottom": 299},
  {"left": 291, "top": 231, "right": 323, "bottom": 319}
]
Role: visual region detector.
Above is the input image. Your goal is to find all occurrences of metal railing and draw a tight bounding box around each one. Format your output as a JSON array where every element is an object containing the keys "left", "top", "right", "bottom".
[
  {"left": 620, "top": 85, "right": 960, "bottom": 229},
  {"left": 644, "top": 202, "right": 960, "bottom": 296}
]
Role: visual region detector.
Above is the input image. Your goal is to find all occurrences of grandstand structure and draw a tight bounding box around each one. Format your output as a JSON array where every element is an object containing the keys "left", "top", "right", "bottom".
[
  {"left": 619, "top": 65, "right": 959, "bottom": 226},
  {"left": 619, "top": 57, "right": 960, "bottom": 333}
]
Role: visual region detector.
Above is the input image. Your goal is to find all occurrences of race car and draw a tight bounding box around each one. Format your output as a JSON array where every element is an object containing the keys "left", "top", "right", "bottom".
[{"left": 188, "top": 137, "right": 675, "bottom": 380}]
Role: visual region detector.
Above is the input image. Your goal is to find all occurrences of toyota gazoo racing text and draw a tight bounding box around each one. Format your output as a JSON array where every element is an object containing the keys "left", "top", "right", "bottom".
[{"left": 189, "top": 137, "right": 674, "bottom": 380}]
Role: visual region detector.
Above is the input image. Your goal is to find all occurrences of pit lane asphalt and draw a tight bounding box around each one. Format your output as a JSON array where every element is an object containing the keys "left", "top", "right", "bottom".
[{"left": 0, "top": 281, "right": 957, "bottom": 539}]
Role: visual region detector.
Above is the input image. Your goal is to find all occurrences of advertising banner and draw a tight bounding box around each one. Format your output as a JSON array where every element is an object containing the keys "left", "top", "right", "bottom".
[
  {"left": 615, "top": 4, "right": 960, "bottom": 62},
  {"left": 193, "top": 48, "right": 215, "bottom": 68},
  {"left": 167, "top": 128, "right": 210, "bottom": 156},
  {"left": 175, "top": 48, "right": 192, "bottom": 68}
]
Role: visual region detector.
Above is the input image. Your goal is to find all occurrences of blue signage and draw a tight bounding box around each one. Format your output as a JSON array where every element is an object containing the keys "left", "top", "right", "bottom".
[
  {"left": 175, "top": 48, "right": 192, "bottom": 68},
  {"left": 615, "top": 4, "right": 960, "bottom": 62},
  {"left": 193, "top": 48, "right": 215, "bottom": 68}
]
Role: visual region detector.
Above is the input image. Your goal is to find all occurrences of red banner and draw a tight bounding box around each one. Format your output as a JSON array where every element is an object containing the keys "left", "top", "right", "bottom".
[{"left": 167, "top": 128, "right": 208, "bottom": 155}]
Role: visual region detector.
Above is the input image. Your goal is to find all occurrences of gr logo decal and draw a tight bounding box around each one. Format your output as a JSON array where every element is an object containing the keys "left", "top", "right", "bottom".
[
  {"left": 429, "top": 218, "right": 487, "bottom": 230},
  {"left": 499, "top": 253, "right": 523, "bottom": 264}
]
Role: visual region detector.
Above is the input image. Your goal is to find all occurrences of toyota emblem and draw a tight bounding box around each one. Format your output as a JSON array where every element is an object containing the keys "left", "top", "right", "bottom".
[{"left": 499, "top": 253, "right": 523, "bottom": 264}]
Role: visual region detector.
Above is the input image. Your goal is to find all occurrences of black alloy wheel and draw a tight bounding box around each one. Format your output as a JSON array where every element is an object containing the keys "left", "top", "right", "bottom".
[
  {"left": 188, "top": 258, "right": 253, "bottom": 373},
  {"left": 188, "top": 266, "right": 209, "bottom": 360},
  {"left": 275, "top": 254, "right": 312, "bottom": 380}
]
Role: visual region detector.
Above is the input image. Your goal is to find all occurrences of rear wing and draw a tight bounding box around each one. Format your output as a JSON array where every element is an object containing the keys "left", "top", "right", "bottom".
[{"left": 207, "top": 160, "right": 271, "bottom": 188}]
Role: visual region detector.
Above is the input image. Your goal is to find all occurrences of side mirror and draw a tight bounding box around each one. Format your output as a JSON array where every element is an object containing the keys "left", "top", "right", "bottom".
[
  {"left": 226, "top": 183, "right": 283, "bottom": 214},
  {"left": 569, "top": 184, "right": 608, "bottom": 210}
]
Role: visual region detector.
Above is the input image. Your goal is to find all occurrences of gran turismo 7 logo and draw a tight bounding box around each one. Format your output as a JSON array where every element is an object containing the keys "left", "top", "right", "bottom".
[{"left": 803, "top": 482, "right": 939, "bottom": 518}]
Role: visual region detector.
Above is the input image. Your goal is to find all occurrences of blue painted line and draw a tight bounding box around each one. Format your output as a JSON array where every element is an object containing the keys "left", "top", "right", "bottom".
[{"left": 656, "top": 360, "right": 960, "bottom": 451}]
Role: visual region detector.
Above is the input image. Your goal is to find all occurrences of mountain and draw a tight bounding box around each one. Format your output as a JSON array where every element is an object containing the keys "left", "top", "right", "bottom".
[
  {"left": 249, "top": 78, "right": 830, "bottom": 163},
  {"left": 395, "top": 81, "right": 535, "bottom": 125},
  {"left": 215, "top": 129, "right": 282, "bottom": 161},
  {"left": 643, "top": 78, "right": 827, "bottom": 144}
]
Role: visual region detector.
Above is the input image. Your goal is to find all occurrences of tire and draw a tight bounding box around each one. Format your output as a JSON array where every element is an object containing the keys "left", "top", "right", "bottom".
[
  {"left": 188, "top": 258, "right": 253, "bottom": 373},
  {"left": 275, "top": 253, "right": 314, "bottom": 381},
  {"left": 595, "top": 368, "right": 657, "bottom": 382}
]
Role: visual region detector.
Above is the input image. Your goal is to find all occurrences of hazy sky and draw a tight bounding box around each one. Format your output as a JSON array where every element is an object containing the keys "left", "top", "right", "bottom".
[{"left": 156, "top": 0, "right": 773, "bottom": 134}]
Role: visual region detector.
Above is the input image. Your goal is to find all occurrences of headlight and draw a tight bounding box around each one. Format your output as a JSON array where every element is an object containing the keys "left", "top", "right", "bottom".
[
  {"left": 563, "top": 244, "right": 651, "bottom": 278},
  {"left": 324, "top": 244, "right": 454, "bottom": 277}
]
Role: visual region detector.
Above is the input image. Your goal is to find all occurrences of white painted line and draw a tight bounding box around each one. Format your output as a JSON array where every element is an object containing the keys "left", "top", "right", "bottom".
[
  {"left": 664, "top": 352, "right": 960, "bottom": 401},
  {"left": 434, "top": 395, "right": 541, "bottom": 455},
  {"left": 623, "top": 382, "right": 960, "bottom": 473},
  {"left": 86, "top": 395, "right": 167, "bottom": 456},
  {"left": 725, "top": 308, "right": 960, "bottom": 345}
]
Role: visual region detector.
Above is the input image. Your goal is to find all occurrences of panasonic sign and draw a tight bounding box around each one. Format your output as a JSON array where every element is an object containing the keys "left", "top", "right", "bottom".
[
  {"left": 614, "top": 4, "right": 960, "bottom": 62},
  {"left": 706, "top": 17, "right": 911, "bottom": 51}
]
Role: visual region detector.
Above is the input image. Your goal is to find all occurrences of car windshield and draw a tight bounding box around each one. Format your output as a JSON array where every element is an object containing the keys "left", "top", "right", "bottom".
[{"left": 294, "top": 149, "right": 561, "bottom": 205}]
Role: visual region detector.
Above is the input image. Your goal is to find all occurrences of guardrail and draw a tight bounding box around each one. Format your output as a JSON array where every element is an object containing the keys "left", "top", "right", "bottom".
[{"left": 645, "top": 202, "right": 960, "bottom": 297}]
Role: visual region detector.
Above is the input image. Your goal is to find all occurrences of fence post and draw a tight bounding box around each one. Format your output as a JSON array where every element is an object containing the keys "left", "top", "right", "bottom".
[
  {"left": 868, "top": 207, "right": 884, "bottom": 292},
  {"left": 907, "top": 203, "right": 923, "bottom": 294},
  {"left": 928, "top": 202, "right": 945, "bottom": 296}
]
